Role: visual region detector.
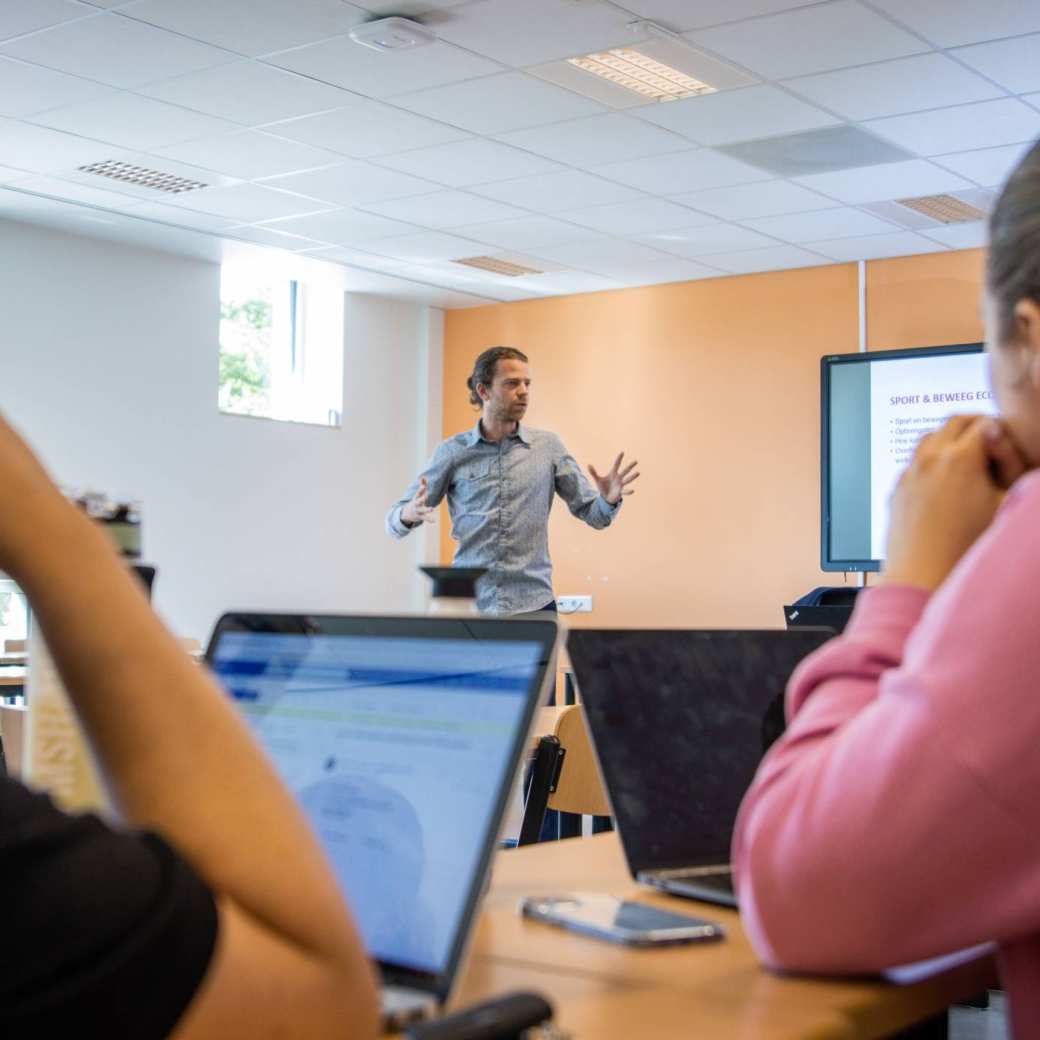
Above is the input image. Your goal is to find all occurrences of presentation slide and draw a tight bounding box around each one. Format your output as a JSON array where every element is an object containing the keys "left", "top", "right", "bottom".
[
  {"left": 212, "top": 632, "right": 541, "bottom": 974},
  {"left": 868, "top": 353, "right": 996, "bottom": 558}
]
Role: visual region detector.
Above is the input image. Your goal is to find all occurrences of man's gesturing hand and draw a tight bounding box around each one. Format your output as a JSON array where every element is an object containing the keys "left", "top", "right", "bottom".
[
  {"left": 588, "top": 452, "right": 640, "bottom": 505},
  {"left": 401, "top": 476, "right": 437, "bottom": 527}
]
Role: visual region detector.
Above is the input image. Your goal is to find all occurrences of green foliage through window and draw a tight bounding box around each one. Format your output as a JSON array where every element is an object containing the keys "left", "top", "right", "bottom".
[{"left": 219, "top": 292, "right": 273, "bottom": 416}]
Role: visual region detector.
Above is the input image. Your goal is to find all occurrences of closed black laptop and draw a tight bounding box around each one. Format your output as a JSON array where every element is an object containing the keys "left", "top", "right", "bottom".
[{"left": 568, "top": 629, "right": 833, "bottom": 908}]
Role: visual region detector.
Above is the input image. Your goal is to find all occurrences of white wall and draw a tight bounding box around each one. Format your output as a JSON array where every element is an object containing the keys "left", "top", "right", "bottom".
[{"left": 0, "top": 219, "right": 444, "bottom": 640}]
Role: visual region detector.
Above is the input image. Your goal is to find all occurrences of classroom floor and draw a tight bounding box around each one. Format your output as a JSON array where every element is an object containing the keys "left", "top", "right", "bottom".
[{"left": 950, "top": 993, "right": 1008, "bottom": 1040}]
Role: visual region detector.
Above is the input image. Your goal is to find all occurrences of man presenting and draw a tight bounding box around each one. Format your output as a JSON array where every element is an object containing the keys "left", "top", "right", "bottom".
[{"left": 386, "top": 346, "right": 639, "bottom": 616}]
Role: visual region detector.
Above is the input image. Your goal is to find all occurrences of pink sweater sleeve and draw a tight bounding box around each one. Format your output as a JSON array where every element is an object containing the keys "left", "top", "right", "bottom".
[{"left": 733, "top": 473, "right": 1040, "bottom": 973}]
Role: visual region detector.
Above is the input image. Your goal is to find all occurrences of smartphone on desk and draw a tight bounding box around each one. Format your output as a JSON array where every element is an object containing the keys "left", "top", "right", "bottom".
[{"left": 519, "top": 893, "right": 724, "bottom": 947}]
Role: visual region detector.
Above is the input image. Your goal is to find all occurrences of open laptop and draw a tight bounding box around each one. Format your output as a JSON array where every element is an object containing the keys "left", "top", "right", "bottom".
[
  {"left": 206, "top": 612, "right": 560, "bottom": 1032},
  {"left": 567, "top": 628, "right": 834, "bottom": 909}
]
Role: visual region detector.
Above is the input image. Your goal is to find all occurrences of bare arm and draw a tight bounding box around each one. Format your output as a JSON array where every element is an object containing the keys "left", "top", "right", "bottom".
[{"left": 0, "top": 417, "right": 379, "bottom": 1039}]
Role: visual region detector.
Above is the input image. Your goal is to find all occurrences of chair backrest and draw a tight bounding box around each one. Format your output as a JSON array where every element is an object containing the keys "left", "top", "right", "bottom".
[{"left": 547, "top": 705, "right": 611, "bottom": 817}]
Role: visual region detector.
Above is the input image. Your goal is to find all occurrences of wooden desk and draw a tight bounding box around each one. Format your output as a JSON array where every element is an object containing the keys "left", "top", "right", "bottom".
[{"left": 454, "top": 833, "right": 995, "bottom": 1038}]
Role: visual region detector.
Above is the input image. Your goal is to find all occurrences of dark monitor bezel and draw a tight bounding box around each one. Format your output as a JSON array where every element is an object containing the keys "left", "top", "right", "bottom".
[
  {"left": 820, "top": 342, "right": 985, "bottom": 572},
  {"left": 205, "top": 611, "right": 559, "bottom": 1002}
]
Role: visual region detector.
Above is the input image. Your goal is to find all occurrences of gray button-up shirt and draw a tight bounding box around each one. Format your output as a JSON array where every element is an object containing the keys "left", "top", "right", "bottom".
[{"left": 387, "top": 421, "right": 620, "bottom": 615}]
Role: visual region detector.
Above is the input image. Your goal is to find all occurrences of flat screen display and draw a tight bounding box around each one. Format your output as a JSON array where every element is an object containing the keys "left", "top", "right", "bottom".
[
  {"left": 209, "top": 623, "right": 545, "bottom": 978},
  {"left": 821, "top": 343, "right": 991, "bottom": 571}
]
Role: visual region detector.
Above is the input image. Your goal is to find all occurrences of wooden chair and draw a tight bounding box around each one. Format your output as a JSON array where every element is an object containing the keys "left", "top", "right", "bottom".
[{"left": 517, "top": 705, "right": 612, "bottom": 845}]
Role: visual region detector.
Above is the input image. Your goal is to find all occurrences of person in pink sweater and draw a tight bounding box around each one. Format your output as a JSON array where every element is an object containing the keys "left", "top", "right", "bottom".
[{"left": 733, "top": 137, "right": 1040, "bottom": 1038}]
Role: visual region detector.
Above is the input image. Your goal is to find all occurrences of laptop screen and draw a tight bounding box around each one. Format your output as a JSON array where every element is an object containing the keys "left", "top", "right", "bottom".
[
  {"left": 207, "top": 614, "right": 554, "bottom": 990},
  {"left": 567, "top": 629, "right": 833, "bottom": 874}
]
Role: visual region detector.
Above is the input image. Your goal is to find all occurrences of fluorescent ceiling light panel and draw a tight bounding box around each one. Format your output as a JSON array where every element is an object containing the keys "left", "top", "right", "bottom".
[
  {"left": 453, "top": 255, "right": 545, "bottom": 277},
  {"left": 894, "top": 194, "right": 987, "bottom": 224},
  {"left": 532, "top": 30, "right": 753, "bottom": 109},
  {"left": 567, "top": 47, "right": 716, "bottom": 102}
]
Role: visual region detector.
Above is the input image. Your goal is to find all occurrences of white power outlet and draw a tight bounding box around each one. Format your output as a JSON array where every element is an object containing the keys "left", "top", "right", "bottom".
[{"left": 556, "top": 595, "right": 593, "bottom": 613}]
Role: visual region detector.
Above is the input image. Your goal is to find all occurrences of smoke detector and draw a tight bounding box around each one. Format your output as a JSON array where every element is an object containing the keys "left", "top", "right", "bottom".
[{"left": 349, "top": 17, "right": 435, "bottom": 51}]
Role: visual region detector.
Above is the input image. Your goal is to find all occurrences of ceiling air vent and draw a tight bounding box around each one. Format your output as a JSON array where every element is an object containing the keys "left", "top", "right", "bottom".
[
  {"left": 453, "top": 256, "right": 546, "bottom": 277},
  {"left": 895, "top": 194, "right": 987, "bottom": 224},
  {"left": 77, "top": 160, "right": 209, "bottom": 195}
]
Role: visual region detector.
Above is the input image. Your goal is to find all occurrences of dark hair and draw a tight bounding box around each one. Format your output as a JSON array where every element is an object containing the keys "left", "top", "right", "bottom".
[
  {"left": 466, "top": 346, "right": 529, "bottom": 408},
  {"left": 987, "top": 138, "right": 1040, "bottom": 343}
]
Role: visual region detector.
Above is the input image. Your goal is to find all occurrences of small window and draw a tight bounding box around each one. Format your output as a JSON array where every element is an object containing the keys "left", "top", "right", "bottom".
[
  {"left": 218, "top": 265, "right": 343, "bottom": 426},
  {"left": 0, "top": 579, "right": 28, "bottom": 649}
]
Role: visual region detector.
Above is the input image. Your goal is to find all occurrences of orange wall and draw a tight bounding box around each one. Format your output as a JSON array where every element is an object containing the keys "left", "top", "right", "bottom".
[
  {"left": 441, "top": 263, "right": 864, "bottom": 628},
  {"left": 866, "top": 248, "right": 985, "bottom": 350},
  {"left": 440, "top": 248, "right": 989, "bottom": 628}
]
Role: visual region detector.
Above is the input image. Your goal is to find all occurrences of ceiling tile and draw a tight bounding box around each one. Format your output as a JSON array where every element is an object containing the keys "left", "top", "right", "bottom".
[
  {"left": 782, "top": 54, "right": 1004, "bottom": 122},
  {"left": 255, "top": 208, "right": 419, "bottom": 245},
  {"left": 636, "top": 221, "right": 776, "bottom": 256},
  {"left": 866, "top": 99, "right": 1040, "bottom": 156},
  {"left": 932, "top": 143, "right": 1034, "bottom": 187},
  {"left": 527, "top": 237, "right": 677, "bottom": 275},
  {"left": 633, "top": 85, "right": 839, "bottom": 146},
  {"left": 141, "top": 61, "right": 354, "bottom": 125},
  {"left": 558, "top": 197, "right": 715, "bottom": 235},
  {"left": 471, "top": 169, "right": 644, "bottom": 212},
  {"left": 450, "top": 215, "right": 605, "bottom": 251},
  {"left": 0, "top": 165, "right": 29, "bottom": 184},
  {"left": 7, "top": 174, "right": 147, "bottom": 210},
  {"left": 594, "top": 149, "right": 769, "bottom": 195},
  {"left": 266, "top": 100, "right": 468, "bottom": 159},
  {"left": 433, "top": 0, "right": 633, "bottom": 68},
  {"left": 613, "top": 0, "right": 818, "bottom": 31},
  {"left": 392, "top": 72, "right": 604, "bottom": 135},
  {"left": 0, "top": 57, "right": 117, "bottom": 117},
  {"left": 920, "top": 221, "right": 988, "bottom": 250},
  {"left": 160, "top": 181, "right": 333, "bottom": 222},
  {"left": 359, "top": 189, "right": 528, "bottom": 228},
  {"left": 496, "top": 113, "right": 689, "bottom": 168},
  {"left": 867, "top": 0, "right": 1040, "bottom": 48},
  {"left": 0, "top": 13, "right": 235, "bottom": 88},
  {"left": 670, "top": 179, "right": 838, "bottom": 219},
  {"left": 153, "top": 130, "right": 341, "bottom": 180},
  {"left": 688, "top": 1, "right": 925, "bottom": 80},
  {"left": 223, "top": 223, "right": 327, "bottom": 251},
  {"left": 373, "top": 138, "right": 561, "bottom": 188},
  {"left": 0, "top": 1, "right": 92, "bottom": 43},
  {"left": 811, "top": 230, "right": 946, "bottom": 261},
  {"left": 952, "top": 35, "right": 1040, "bottom": 95},
  {"left": 705, "top": 244, "right": 828, "bottom": 273},
  {"left": 123, "top": 0, "right": 368, "bottom": 58},
  {"left": 0, "top": 117, "right": 109, "bottom": 173},
  {"left": 356, "top": 0, "right": 474, "bottom": 12},
  {"left": 360, "top": 230, "right": 489, "bottom": 262},
  {"left": 604, "top": 257, "right": 724, "bottom": 286},
  {"left": 794, "top": 160, "right": 974, "bottom": 204},
  {"left": 31, "top": 93, "right": 239, "bottom": 150},
  {"left": 261, "top": 161, "right": 439, "bottom": 206},
  {"left": 509, "top": 269, "right": 628, "bottom": 295},
  {"left": 120, "top": 199, "right": 237, "bottom": 231},
  {"left": 742, "top": 206, "right": 897, "bottom": 242},
  {"left": 719, "top": 125, "right": 913, "bottom": 177},
  {"left": 265, "top": 37, "right": 501, "bottom": 98}
]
